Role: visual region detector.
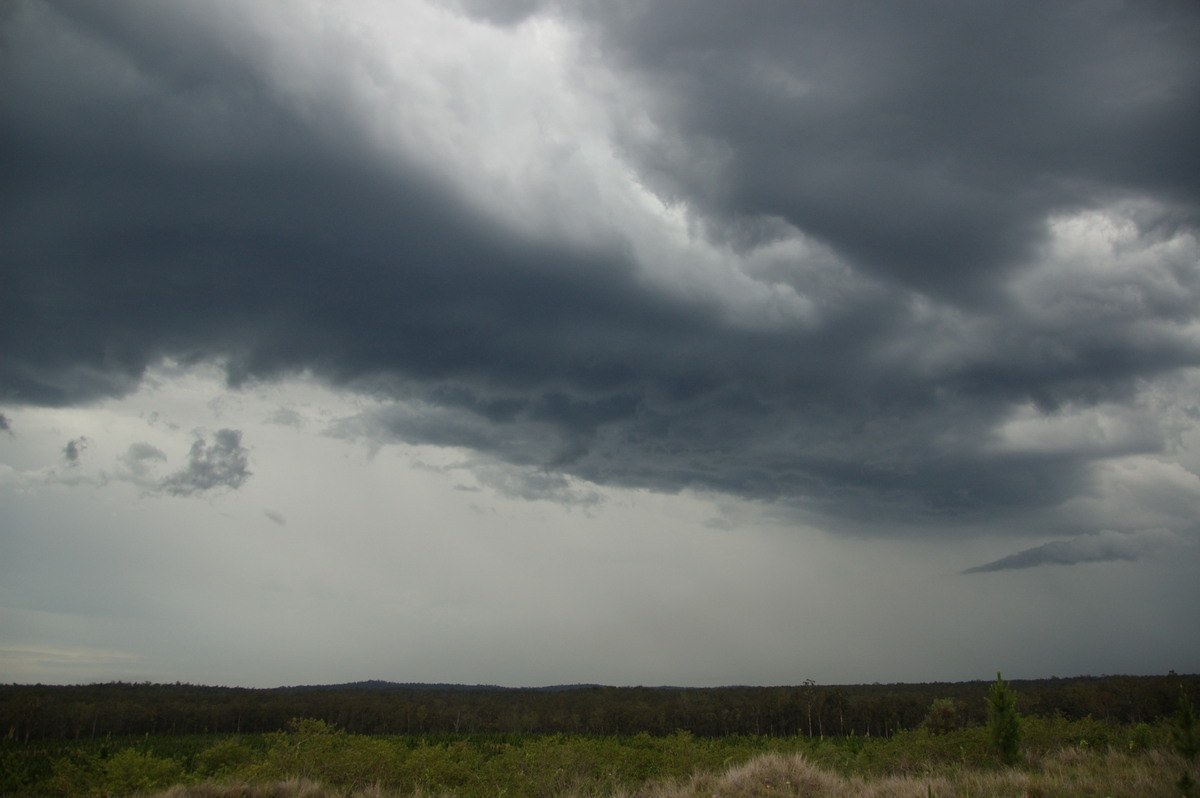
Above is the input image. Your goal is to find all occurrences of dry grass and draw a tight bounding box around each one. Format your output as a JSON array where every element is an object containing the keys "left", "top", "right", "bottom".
[
  {"left": 153, "top": 748, "right": 1197, "bottom": 798},
  {"left": 631, "top": 747, "right": 1196, "bottom": 798},
  {"left": 152, "top": 779, "right": 434, "bottom": 798},
  {"left": 155, "top": 779, "right": 339, "bottom": 798}
]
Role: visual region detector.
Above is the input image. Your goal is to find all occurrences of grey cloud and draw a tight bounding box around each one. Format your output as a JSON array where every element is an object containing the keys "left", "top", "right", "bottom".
[
  {"left": 119, "top": 442, "right": 167, "bottom": 480},
  {"left": 125, "top": 442, "right": 167, "bottom": 461},
  {"left": 470, "top": 463, "right": 602, "bottom": 507},
  {"left": 446, "top": 0, "right": 544, "bottom": 26},
  {"left": 62, "top": 437, "right": 89, "bottom": 465},
  {"left": 265, "top": 408, "right": 304, "bottom": 428},
  {"left": 264, "top": 509, "right": 286, "bottom": 526},
  {"left": 577, "top": 0, "right": 1200, "bottom": 302},
  {"left": 159, "top": 429, "right": 250, "bottom": 497},
  {"left": 964, "top": 529, "right": 1179, "bottom": 574},
  {"left": 3, "top": 1, "right": 1199, "bottom": 535},
  {"left": 0, "top": 413, "right": 11, "bottom": 435}
]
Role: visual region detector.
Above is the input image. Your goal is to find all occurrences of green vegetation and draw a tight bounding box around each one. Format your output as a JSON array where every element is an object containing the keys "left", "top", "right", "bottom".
[
  {"left": 1177, "top": 686, "right": 1199, "bottom": 797},
  {"left": 919, "top": 698, "right": 960, "bottom": 735},
  {"left": 3, "top": 673, "right": 1195, "bottom": 740},
  {"left": 2, "top": 675, "right": 1197, "bottom": 796},
  {"left": 0, "top": 714, "right": 1195, "bottom": 797},
  {"left": 1176, "top": 686, "right": 1199, "bottom": 761},
  {"left": 986, "top": 672, "right": 1022, "bottom": 765}
]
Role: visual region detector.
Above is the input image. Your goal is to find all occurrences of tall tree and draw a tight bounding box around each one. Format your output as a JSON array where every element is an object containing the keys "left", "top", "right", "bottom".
[
  {"left": 1175, "top": 686, "right": 1199, "bottom": 797},
  {"left": 1176, "top": 686, "right": 1199, "bottom": 761},
  {"left": 987, "top": 672, "right": 1023, "bottom": 765}
]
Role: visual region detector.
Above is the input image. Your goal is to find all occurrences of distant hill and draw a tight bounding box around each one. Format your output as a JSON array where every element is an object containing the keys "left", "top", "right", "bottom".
[{"left": 287, "top": 680, "right": 608, "bottom": 692}]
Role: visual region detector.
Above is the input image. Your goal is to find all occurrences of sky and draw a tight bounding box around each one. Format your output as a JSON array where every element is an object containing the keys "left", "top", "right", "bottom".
[{"left": 2, "top": 0, "right": 1199, "bottom": 689}]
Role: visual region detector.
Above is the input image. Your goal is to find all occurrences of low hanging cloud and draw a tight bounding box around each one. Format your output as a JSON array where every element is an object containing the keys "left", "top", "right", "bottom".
[
  {"left": 0, "top": 413, "right": 12, "bottom": 435},
  {"left": 159, "top": 429, "right": 251, "bottom": 497},
  {"left": 963, "top": 529, "right": 1180, "bottom": 574},
  {"left": 470, "top": 462, "right": 604, "bottom": 507}
]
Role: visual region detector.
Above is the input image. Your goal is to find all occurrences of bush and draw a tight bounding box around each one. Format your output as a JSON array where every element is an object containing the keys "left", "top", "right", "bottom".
[
  {"left": 103, "top": 748, "right": 186, "bottom": 796},
  {"left": 48, "top": 749, "right": 103, "bottom": 796},
  {"left": 195, "top": 738, "right": 256, "bottom": 778},
  {"left": 250, "top": 719, "right": 407, "bottom": 790}
]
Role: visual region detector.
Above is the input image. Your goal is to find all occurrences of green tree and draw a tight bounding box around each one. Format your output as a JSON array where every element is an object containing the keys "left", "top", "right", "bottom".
[
  {"left": 1176, "top": 686, "right": 1199, "bottom": 761},
  {"left": 987, "top": 672, "right": 1022, "bottom": 765},
  {"left": 1175, "top": 686, "right": 1199, "bottom": 797},
  {"left": 922, "top": 697, "right": 960, "bottom": 735},
  {"left": 103, "top": 748, "right": 185, "bottom": 796}
]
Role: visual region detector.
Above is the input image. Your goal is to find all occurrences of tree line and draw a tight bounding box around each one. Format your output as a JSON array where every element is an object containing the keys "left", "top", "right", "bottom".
[{"left": 2, "top": 673, "right": 1195, "bottom": 741}]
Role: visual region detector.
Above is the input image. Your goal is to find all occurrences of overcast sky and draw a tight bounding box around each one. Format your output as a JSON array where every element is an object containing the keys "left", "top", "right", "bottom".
[{"left": 2, "top": 0, "right": 1199, "bottom": 689}]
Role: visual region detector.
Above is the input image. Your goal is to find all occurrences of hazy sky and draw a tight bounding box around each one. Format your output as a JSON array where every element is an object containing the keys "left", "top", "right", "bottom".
[{"left": 2, "top": 0, "right": 1199, "bottom": 688}]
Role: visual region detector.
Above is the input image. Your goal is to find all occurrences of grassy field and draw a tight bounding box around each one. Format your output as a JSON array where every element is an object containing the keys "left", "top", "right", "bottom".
[
  {"left": 3, "top": 714, "right": 1196, "bottom": 797},
  {"left": 149, "top": 748, "right": 1196, "bottom": 798}
]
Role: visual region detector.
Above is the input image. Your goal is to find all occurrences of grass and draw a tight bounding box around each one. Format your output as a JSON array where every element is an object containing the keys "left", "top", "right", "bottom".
[
  {"left": 148, "top": 746, "right": 1196, "bottom": 798},
  {"left": 7, "top": 716, "right": 1194, "bottom": 797}
]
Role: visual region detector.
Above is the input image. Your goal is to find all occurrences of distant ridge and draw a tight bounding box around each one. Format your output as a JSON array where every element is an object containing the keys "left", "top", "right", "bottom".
[{"left": 284, "top": 680, "right": 609, "bottom": 692}]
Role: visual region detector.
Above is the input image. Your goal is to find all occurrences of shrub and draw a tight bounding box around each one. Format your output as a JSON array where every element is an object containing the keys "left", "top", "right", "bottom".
[
  {"left": 195, "top": 737, "right": 257, "bottom": 778},
  {"left": 48, "top": 749, "right": 103, "bottom": 796},
  {"left": 103, "top": 747, "right": 186, "bottom": 796}
]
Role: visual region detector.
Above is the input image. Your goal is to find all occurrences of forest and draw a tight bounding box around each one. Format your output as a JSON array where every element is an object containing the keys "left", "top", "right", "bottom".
[
  {"left": 2, "top": 673, "right": 1194, "bottom": 740},
  {"left": 2, "top": 674, "right": 1197, "bottom": 797}
]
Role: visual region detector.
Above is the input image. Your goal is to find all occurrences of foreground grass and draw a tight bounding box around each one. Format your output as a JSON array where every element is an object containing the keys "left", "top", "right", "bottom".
[
  {"left": 153, "top": 748, "right": 1195, "bottom": 798},
  {"left": 653, "top": 747, "right": 1193, "bottom": 798},
  {"left": 5, "top": 717, "right": 1194, "bottom": 797}
]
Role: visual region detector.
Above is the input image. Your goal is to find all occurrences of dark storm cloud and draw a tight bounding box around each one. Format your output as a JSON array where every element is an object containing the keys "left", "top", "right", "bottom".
[
  {"left": 0, "top": 413, "right": 11, "bottom": 435},
  {"left": 963, "top": 530, "right": 1178, "bottom": 574},
  {"left": 574, "top": 0, "right": 1200, "bottom": 302},
  {"left": 3, "top": 1, "right": 1199, "bottom": 532},
  {"left": 159, "top": 429, "right": 250, "bottom": 497}
]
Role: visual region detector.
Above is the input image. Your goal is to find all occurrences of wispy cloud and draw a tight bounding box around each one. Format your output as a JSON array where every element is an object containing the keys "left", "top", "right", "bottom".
[
  {"left": 964, "top": 529, "right": 1180, "bottom": 574},
  {"left": 119, "top": 442, "right": 168, "bottom": 482}
]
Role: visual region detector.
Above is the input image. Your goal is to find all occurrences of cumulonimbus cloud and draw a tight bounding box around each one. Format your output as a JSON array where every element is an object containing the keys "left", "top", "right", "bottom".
[{"left": 2, "top": 0, "right": 1198, "bottom": 536}]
